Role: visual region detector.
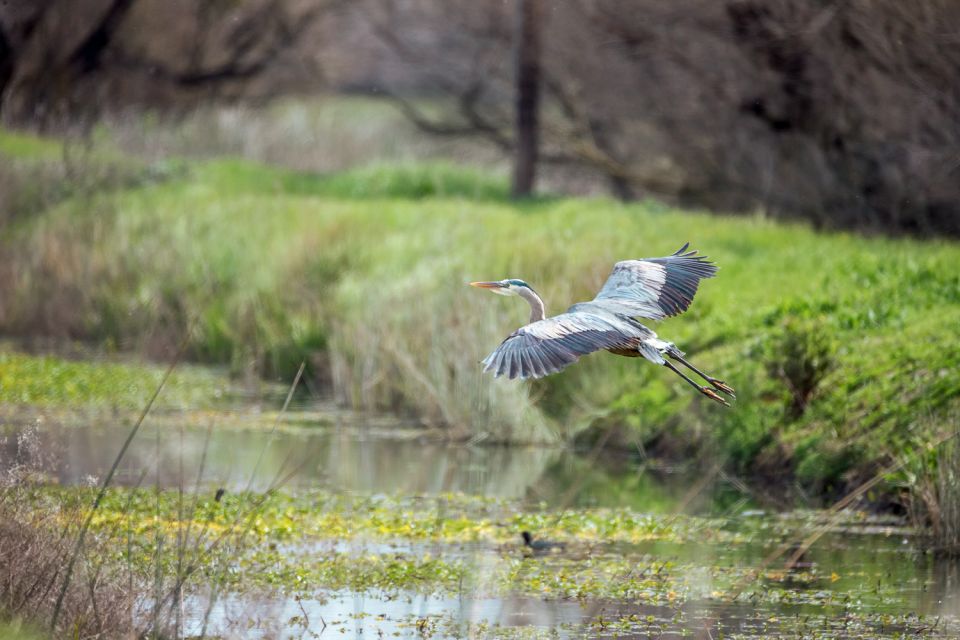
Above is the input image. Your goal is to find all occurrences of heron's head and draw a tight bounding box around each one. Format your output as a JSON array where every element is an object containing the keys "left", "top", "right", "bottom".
[{"left": 469, "top": 279, "right": 533, "bottom": 297}]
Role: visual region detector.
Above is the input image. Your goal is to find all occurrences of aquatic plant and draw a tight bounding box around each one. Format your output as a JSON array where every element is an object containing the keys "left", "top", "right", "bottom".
[{"left": 0, "top": 350, "right": 227, "bottom": 410}]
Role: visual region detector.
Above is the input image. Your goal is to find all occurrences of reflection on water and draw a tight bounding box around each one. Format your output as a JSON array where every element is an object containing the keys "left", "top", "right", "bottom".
[
  {"left": 188, "top": 577, "right": 960, "bottom": 640},
  {"left": 187, "top": 592, "right": 591, "bottom": 639},
  {"left": 2, "top": 419, "right": 564, "bottom": 499},
  {"left": 0, "top": 413, "right": 730, "bottom": 511}
]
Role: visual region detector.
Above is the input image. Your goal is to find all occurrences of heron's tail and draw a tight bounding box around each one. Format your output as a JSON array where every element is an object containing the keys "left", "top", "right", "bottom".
[
  {"left": 638, "top": 338, "right": 683, "bottom": 364},
  {"left": 664, "top": 343, "right": 685, "bottom": 358}
]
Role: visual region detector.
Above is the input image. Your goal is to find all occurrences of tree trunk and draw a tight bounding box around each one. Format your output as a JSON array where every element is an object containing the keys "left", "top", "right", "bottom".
[{"left": 511, "top": 0, "right": 542, "bottom": 198}]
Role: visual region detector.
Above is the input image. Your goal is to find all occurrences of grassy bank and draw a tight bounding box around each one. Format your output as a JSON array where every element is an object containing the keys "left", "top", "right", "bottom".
[{"left": 1, "top": 126, "right": 959, "bottom": 495}]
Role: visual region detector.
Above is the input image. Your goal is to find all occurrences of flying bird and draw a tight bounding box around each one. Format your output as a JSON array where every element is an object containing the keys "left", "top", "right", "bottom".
[{"left": 469, "top": 243, "right": 734, "bottom": 406}]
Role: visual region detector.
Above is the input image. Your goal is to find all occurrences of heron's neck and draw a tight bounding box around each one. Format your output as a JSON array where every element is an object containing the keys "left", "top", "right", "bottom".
[{"left": 518, "top": 287, "right": 545, "bottom": 323}]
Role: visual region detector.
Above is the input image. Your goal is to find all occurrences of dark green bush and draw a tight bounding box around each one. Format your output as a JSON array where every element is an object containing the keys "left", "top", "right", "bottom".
[{"left": 765, "top": 317, "right": 836, "bottom": 418}]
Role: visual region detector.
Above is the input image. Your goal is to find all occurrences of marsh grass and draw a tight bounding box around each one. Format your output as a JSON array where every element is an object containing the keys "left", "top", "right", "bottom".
[
  {"left": 0, "top": 335, "right": 309, "bottom": 637},
  {"left": 2, "top": 123, "right": 960, "bottom": 484},
  {"left": 902, "top": 426, "right": 960, "bottom": 555},
  {"left": 0, "top": 619, "right": 46, "bottom": 640},
  {"left": 0, "top": 131, "right": 177, "bottom": 230},
  {"left": 0, "top": 429, "right": 137, "bottom": 639}
]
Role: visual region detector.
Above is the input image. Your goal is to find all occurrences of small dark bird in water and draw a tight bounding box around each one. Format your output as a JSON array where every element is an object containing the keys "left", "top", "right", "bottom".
[
  {"left": 785, "top": 542, "right": 816, "bottom": 571},
  {"left": 521, "top": 530, "right": 565, "bottom": 553},
  {"left": 214, "top": 487, "right": 226, "bottom": 503},
  {"left": 470, "top": 244, "right": 735, "bottom": 406}
]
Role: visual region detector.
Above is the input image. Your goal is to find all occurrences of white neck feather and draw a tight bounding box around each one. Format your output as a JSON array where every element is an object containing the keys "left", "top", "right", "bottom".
[{"left": 517, "top": 287, "right": 545, "bottom": 323}]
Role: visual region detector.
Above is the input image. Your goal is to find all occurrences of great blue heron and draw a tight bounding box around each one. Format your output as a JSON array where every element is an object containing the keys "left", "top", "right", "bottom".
[{"left": 470, "top": 243, "right": 735, "bottom": 406}]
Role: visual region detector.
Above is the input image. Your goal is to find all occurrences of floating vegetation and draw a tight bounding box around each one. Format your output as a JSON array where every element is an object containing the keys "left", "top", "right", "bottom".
[
  {"left": 0, "top": 351, "right": 228, "bottom": 411},
  {"left": 51, "top": 487, "right": 741, "bottom": 548},
  {"left": 24, "top": 485, "right": 955, "bottom": 624}
]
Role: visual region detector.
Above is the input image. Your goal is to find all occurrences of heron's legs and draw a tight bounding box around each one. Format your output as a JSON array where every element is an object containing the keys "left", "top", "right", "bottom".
[
  {"left": 667, "top": 352, "right": 736, "bottom": 398},
  {"left": 663, "top": 360, "right": 731, "bottom": 407}
]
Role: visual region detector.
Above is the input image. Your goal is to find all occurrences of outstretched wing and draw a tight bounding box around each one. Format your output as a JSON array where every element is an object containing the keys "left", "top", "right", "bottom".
[
  {"left": 591, "top": 243, "right": 717, "bottom": 320},
  {"left": 482, "top": 312, "right": 637, "bottom": 380}
]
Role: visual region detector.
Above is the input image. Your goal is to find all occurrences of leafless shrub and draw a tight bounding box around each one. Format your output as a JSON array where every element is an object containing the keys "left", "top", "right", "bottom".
[
  {"left": 0, "top": 513, "right": 137, "bottom": 639},
  {"left": 0, "top": 429, "right": 136, "bottom": 639}
]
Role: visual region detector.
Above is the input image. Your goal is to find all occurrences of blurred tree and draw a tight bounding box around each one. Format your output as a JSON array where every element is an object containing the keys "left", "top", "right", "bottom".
[
  {"left": 357, "top": 0, "right": 960, "bottom": 236},
  {"left": 0, "top": 0, "right": 334, "bottom": 127},
  {"left": 511, "top": 0, "right": 542, "bottom": 197},
  {"left": 4, "top": 0, "right": 959, "bottom": 235}
]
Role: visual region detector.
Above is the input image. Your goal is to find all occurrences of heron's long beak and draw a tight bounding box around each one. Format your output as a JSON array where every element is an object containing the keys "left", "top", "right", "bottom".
[{"left": 469, "top": 281, "right": 505, "bottom": 289}]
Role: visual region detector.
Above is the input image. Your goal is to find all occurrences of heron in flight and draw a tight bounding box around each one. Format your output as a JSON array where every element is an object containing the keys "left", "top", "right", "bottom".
[{"left": 469, "top": 243, "right": 734, "bottom": 406}]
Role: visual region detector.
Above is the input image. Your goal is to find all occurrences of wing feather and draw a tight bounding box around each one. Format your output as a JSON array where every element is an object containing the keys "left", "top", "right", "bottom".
[
  {"left": 482, "top": 312, "right": 636, "bottom": 380},
  {"left": 528, "top": 349, "right": 548, "bottom": 378},
  {"left": 510, "top": 351, "right": 522, "bottom": 379},
  {"left": 591, "top": 243, "right": 717, "bottom": 320}
]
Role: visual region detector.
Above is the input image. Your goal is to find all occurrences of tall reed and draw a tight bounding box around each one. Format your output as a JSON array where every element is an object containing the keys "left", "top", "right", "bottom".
[{"left": 904, "top": 427, "right": 960, "bottom": 555}]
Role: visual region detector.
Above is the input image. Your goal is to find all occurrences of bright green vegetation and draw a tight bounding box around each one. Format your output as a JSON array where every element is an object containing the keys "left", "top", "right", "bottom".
[
  {"left": 0, "top": 619, "right": 45, "bottom": 640},
  {"left": 0, "top": 351, "right": 228, "bottom": 410},
  {"left": 78, "top": 488, "right": 733, "bottom": 546},
  {"left": 0, "top": 129, "right": 63, "bottom": 159},
  {"left": 2, "top": 122, "right": 959, "bottom": 496}
]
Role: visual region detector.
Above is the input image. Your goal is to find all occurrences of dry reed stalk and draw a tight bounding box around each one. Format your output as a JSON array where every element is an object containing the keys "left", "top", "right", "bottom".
[{"left": 51, "top": 325, "right": 193, "bottom": 631}]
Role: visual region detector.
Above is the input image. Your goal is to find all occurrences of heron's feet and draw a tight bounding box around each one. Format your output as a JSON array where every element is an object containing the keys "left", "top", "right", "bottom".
[
  {"left": 700, "top": 386, "right": 731, "bottom": 407},
  {"left": 667, "top": 353, "right": 735, "bottom": 401},
  {"left": 708, "top": 378, "right": 736, "bottom": 399}
]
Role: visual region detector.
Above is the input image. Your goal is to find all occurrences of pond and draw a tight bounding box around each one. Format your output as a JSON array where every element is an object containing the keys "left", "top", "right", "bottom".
[
  {"left": 1, "top": 406, "right": 716, "bottom": 511},
  {"left": 4, "top": 406, "right": 960, "bottom": 639}
]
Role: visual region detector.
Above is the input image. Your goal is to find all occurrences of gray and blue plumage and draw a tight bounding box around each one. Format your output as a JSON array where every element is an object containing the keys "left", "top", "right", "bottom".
[{"left": 469, "top": 243, "right": 734, "bottom": 406}]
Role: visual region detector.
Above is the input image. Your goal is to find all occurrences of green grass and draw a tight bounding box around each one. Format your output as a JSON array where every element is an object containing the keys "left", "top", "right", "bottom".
[
  {"left": 0, "top": 129, "right": 63, "bottom": 159},
  {"left": 2, "top": 126, "right": 959, "bottom": 492},
  {"left": 0, "top": 621, "right": 45, "bottom": 640},
  {"left": 188, "top": 158, "right": 508, "bottom": 201},
  {"left": 0, "top": 351, "right": 228, "bottom": 410},
  {"left": 0, "top": 619, "right": 45, "bottom": 640}
]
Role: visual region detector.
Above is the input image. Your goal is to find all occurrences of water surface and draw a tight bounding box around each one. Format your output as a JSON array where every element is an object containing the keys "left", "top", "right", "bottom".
[{"left": 5, "top": 410, "right": 960, "bottom": 638}]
